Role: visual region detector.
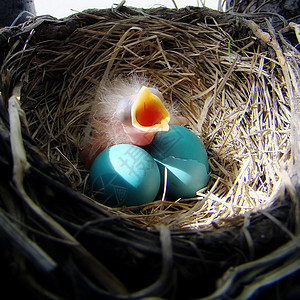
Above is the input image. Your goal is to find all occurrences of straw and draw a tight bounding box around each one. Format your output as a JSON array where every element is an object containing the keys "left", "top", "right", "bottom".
[{"left": 0, "top": 8, "right": 293, "bottom": 230}]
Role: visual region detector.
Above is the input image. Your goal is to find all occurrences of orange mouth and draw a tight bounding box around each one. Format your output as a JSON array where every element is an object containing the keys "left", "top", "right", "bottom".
[{"left": 132, "top": 86, "right": 170, "bottom": 132}]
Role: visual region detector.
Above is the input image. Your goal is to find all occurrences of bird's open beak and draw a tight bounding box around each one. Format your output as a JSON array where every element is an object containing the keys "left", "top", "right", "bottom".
[{"left": 131, "top": 86, "right": 170, "bottom": 132}]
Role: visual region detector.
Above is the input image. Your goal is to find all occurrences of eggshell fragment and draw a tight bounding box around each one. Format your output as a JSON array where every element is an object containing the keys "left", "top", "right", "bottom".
[
  {"left": 145, "top": 125, "right": 210, "bottom": 198},
  {"left": 156, "top": 156, "right": 210, "bottom": 198}
]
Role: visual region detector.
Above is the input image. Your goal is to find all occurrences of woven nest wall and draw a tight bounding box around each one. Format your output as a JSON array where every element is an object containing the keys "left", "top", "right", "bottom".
[{"left": 0, "top": 5, "right": 300, "bottom": 299}]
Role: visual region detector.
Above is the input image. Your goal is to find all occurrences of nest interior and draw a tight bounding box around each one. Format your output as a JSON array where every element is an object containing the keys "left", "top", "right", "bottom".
[
  {"left": 0, "top": 5, "right": 300, "bottom": 300},
  {"left": 0, "top": 6, "right": 295, "bottom": 229}
]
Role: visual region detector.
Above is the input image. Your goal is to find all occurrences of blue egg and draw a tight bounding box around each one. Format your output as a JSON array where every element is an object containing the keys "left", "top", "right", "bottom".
[
  {"left": 90, "top": 144, "right": 161, "bottom": 207},
  {"left": 144, "top": 125, "right": 210, "bottom": 198}
]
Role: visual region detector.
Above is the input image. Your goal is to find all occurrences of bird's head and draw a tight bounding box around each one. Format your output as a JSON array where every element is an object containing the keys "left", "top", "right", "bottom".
[
  {"left": 116, "top": 86, "right": 170, "bottom": 145},
  {"left": 132, "top": 86, "right": 170, "bottom": 132}
]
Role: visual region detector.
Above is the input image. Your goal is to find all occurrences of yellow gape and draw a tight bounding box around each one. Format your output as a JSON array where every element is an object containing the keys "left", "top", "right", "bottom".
[{"left": 132, "top": 86, "right": 170, "bottom": 132}]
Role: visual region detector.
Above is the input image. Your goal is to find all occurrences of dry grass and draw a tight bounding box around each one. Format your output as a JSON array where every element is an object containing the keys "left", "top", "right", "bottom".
[
  {"left": 1, "top": 8, "right": 294, "bottom": 230},
  {"left": 1, "top": 6, "right": 300, "bottom": 299}
]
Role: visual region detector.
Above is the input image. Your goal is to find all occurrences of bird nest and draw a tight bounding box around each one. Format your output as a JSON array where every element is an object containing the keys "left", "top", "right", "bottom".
[{"left": 0, "top": 5, "right": 300, "bottom": 299}]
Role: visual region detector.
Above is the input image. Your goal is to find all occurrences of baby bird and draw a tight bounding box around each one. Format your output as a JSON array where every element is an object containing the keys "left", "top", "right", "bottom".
[{"left": 80, "top": 76, "right": 187, "bottom": 169}]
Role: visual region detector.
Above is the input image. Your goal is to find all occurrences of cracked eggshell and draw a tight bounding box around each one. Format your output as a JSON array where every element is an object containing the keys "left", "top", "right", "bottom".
[{"left": 144, "top": 125, "right": 210, "bottom": 198}]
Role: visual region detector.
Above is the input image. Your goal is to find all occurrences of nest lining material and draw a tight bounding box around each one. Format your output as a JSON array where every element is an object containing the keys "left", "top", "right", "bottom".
[
  {"left": 0, "top": 6, "right": 300, "bottom": 299},
  {"left": 0, "top": 8, "right": 295, "bottom": 230}
]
